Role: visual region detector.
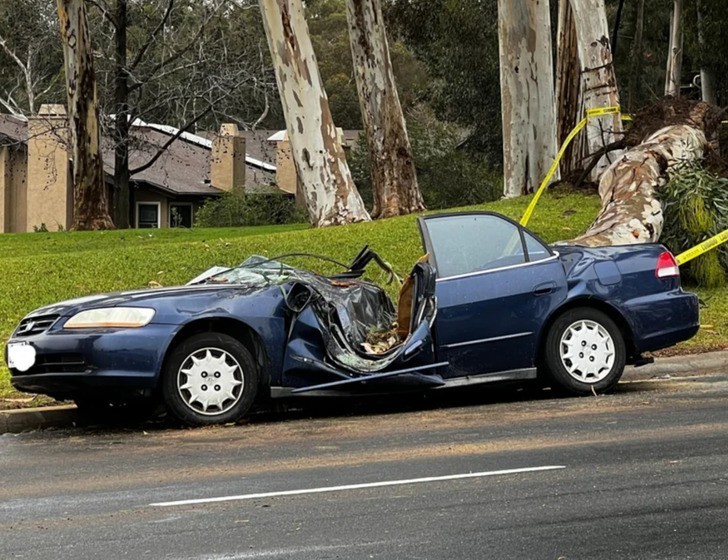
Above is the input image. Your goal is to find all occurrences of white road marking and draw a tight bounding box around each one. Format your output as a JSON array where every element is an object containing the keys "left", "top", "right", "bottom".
[
  {"left": 150, "top": 465, "right": 565, "bottom": 507},
  {"left": 183, "top": 541, "right": 394, "bottom": 559}
]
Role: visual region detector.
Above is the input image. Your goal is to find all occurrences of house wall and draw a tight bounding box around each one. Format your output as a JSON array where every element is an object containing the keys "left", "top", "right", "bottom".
[
  {"left": 26, "top": 106, "right": 72, "bottom": 232},
  {"left": 0, "top": 144, "right": 28, "bottom": 233}
]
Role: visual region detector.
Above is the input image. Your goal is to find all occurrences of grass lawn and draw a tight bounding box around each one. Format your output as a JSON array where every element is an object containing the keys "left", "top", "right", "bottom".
[{"left": 1, "top": 191, "right": 725, "bottom": 399}]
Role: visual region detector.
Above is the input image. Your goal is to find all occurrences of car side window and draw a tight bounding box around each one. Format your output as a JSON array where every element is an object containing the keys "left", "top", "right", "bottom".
[
  {"left": 423, "top": 214, "right": 527, "bottom": 278},
  {"left": 524, "top": 231, "right": 552, "bottom": 262}
]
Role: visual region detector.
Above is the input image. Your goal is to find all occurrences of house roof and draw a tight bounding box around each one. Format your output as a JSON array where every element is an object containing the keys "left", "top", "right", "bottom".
[
  {"left": 266, "top": 129, "right": 361, "bottom": 148},
  {"left": 0, "top": 114, "right": 28, "bottom": 144},
  {"left": 0, "top": 113, "right": 278, "bottom": 197}
]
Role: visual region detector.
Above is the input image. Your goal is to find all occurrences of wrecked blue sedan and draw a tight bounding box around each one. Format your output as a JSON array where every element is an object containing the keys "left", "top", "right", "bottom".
[{"left": 5, "top": 212, "right": 699, "bottom": 426}]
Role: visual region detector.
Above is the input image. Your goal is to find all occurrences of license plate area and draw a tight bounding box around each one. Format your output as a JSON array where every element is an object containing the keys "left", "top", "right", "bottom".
[{"left": 7, "top": 342, "right": 37, "bottom": 372}]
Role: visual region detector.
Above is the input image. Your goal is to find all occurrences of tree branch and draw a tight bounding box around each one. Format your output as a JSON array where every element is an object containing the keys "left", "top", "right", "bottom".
[
  {"left": 129, "top": 0, "right": 175, "bottom": 70},
  {"left": 128, "top": 3, "right": 222, "bottom": 92},
  {"left": 86, "top": 0, "right": 118, "bottom": 28},
  {"left": 129, "top": 105, "right": 214, "bottom": 176}
]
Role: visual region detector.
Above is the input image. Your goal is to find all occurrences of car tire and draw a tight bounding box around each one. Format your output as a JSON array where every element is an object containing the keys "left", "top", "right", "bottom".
[
  {"left": 543, "top": 307, "right": 626, "bottom": 395},
  {"left": 162, "top": 332, "right": 258, "bottom": 426}
]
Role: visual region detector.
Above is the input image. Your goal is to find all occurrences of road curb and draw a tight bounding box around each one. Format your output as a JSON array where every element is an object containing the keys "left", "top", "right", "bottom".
[
  {"left": 0, "top": 405, "right": 78, "bottom": 434},
  {"left": 1, "top": 350, "right": 726, "bottom": 434}
]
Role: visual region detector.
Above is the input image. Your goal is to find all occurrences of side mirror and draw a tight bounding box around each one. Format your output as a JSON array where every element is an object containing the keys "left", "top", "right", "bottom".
[{"left": 285, "top": 282, "right": 314, "bottom": 313}]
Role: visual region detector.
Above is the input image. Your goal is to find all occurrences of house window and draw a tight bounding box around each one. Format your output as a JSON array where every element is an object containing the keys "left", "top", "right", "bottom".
[
  {"left": 170, "top": 203, "right": 193, "bottom": 228},
  {"left": 137, "top": 202, "right": 161, "bottom": 228}
]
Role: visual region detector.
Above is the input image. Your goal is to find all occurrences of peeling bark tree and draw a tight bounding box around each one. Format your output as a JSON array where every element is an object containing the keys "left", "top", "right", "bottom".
[
  {"left": 498, "top": 0, "right": 558, "bottom": 197},
  {"left": 627, "top": 0, "right": 645, "bottom": 111},
  {"left": 697, "top": 0, "right": 716, "bottom": 105},
  {"left": 345, "top": 0, "right": 424, "bottom": 218},
  {"left": 664, "top": 0, "right": 683, "bottom": 98},
  {"left": 259, "top": 0, "right": 370, "bottom": 227},
  {"left": 569, "top": 0, "right": 623, "bottom": 180},
  {"left": 57, "top": 0, "right": 113, "bottom": 230},
  {"left": 571, "top": 124, "right": 707, "bottom": 246},
  {"left": 555, "top": 0, "right": 587, "bottom": 178}
]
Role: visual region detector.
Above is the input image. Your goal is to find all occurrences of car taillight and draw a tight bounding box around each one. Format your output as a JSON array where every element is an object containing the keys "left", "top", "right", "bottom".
[{"left": 656, "top": 251, "right": 680, "bottom": 278}]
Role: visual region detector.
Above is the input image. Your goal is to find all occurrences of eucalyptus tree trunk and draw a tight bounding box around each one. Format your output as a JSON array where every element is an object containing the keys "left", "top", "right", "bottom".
[
  {"left": 664, "top": 0, "right": 683, "bottom": 98},
  {"left": 259, "top": 0, "right": 370, "bottom": 227},
  {"left": 555, "top": 0, "right": 587, "bottom": 177},
  {"left": 57, "top": 0, "right": 114, "bottom": 230},
  {"left": 345, "top": 0, "right": 424, "bottom": 218},
  {"left": 627, "top": 0, "right": 645, "bottom": 111},
  {"left": 570, "top": 125, "right": 706, "bottom": 246},
  {"left": 569, "top": 0, "right": 623, "bottom": 180},
  {"left": 498, "top": 0, "right": 558, "bottom": 197},
  {"left": 697, "top": 0, "right": 716, "bottom": 105},
  {"left": 113, "top": 0, "right": 131, "bottom": 229}
]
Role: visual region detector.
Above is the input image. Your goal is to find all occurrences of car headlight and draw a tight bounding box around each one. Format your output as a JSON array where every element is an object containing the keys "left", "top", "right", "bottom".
[{"left": 63, "top": 307, "right": 156, "bottom": 329}]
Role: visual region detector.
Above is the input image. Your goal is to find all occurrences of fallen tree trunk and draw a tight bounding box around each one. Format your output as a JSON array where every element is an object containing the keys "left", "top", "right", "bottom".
[
  {"left": 568, "top": 98, "right": 724, "bottom": 247},
  {"left": 570, "top": 125, "right": 706, "bottom": 246}
]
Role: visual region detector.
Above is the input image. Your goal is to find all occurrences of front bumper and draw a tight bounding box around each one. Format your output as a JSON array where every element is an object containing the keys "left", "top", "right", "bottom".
[{"left": 6, "top": 323, "right": 177, "bottom": 399}]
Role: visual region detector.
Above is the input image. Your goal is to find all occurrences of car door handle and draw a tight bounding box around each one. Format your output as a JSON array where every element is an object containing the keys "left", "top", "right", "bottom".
[{"left": 533, "top": 282, "right": 556, "bottom": 296}]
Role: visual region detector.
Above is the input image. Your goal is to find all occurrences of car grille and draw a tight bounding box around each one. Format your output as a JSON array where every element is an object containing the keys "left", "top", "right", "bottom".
[
  {"left": 13, "top": 315, "right": 60, "bottom": 337},
  {"left": 15, "top": 354, "right": 87, "bottom": 376}
]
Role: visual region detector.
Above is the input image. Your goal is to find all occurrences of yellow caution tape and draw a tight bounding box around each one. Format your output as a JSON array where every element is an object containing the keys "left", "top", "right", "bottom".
[
  {"left": 585, "top": 106, "right": 621, "bottom": 117},
  {"left": 675, "top": 228, "right": 728, "bottom": 265},
  {"left": 520, "top": 105, "right": 621, "bottom": 227}
]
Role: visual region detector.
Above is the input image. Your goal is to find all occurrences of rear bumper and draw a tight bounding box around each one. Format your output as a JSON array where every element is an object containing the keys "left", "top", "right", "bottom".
[{"left": 626, "top": 290, "right": 700, "bottom": 352}]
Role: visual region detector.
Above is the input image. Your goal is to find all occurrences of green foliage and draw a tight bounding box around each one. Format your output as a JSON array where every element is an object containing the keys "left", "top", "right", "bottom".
[
  {"left": 306, "top": 0, "right": 430, "bottom": 130},
  {"left": 385, "top": 0, "right": 502, "bottom": 162},
  {"left": 681, "top": 0, "right": 728, "bottom": 106},
  {"left": 349, "top": 105, "right": 502, "bottom": 210},
  {"left": 659, "top": 163, "right": 728, "bottom": 287},
  {"left": 194, "top": 192, "right": 307, "bottom": 228}
]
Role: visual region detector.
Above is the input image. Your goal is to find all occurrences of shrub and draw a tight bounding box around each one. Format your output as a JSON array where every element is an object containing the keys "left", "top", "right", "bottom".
[
  {"left": 195, "top": 192, "right": 307, "bottom": 228},
  {"left": 659, "top": 163, "right": 728, "bottom": 287}
]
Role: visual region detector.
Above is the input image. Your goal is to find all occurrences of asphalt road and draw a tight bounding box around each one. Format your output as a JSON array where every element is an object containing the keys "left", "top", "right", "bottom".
[{"left": 1, "top": 373, "right": 728, "bottom": 560}]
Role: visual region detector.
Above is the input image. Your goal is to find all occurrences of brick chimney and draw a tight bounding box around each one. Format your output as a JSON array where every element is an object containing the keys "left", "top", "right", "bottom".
[
  {"left": 210, "top": 123, "right": 246, "bottom": 193},
  {"left": 26, "top": 104, "right": 72, "bottom": 232},
  {"left": 274, "top": 131, "right": 297, "bottom": 196}
]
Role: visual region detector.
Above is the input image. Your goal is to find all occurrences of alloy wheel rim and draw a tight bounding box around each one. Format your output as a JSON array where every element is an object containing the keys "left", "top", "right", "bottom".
[
  {"left": 559, "top": 319, "right": 615, "bottom": 383},
  {"left": 177, "top": 347, "right": 244, "bottom": 415}
]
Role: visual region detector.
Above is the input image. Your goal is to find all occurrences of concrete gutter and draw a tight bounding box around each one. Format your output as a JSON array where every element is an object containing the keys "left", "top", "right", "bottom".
[{"left": 1, "top": 350, "right": 726, "bottom": 434}]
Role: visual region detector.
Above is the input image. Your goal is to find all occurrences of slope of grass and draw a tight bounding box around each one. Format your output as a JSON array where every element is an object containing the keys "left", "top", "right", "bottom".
[{"left": 1, "top": 191, "right": 723, "bottom": 398}]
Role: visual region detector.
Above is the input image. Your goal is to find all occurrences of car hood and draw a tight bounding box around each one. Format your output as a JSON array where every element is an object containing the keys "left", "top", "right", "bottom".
[{"left": 25, "top": 285, "right": 268, "bottom": 319}]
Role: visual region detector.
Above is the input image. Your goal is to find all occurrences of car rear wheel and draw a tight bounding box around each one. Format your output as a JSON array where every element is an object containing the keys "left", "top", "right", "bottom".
[
  {"left": 162, "top": 332, "right": 258, "bottom": 426},
  {"left": 544, "top": 307, "right": 626, "bottom": 395}
]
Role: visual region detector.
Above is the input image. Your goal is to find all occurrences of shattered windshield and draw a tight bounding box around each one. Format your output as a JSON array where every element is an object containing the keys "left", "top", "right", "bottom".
[{"left": 206, "top": 255, "right": 299, "bottom": 286}]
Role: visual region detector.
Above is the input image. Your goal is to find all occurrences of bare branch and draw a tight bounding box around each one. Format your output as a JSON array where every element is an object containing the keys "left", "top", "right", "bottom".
[
  {"left": 0, "top": 33, "right": 29, "bottom": 74},
  {"left": 86, "top": 0, "right": 118, "bottom": 28},
  {"left": 129, "top": 105, "right": 214, "bottom": 176},
  {"left": 128, "top": 4, "right": 223, "bottom": 93},
  {"left": 250, "top": 87, "right": 269, "bottom": 131},
  {"left": 129, "top": 0, "right": 175, "bottom": 70}
]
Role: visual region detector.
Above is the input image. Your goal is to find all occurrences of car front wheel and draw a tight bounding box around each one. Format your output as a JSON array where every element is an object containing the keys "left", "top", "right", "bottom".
[
  {"left": 162, "top": 332, "right": 258, "bottom": 426},
  {"left": 544, "top": 308, "right": 626, "bottom": 395}
]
